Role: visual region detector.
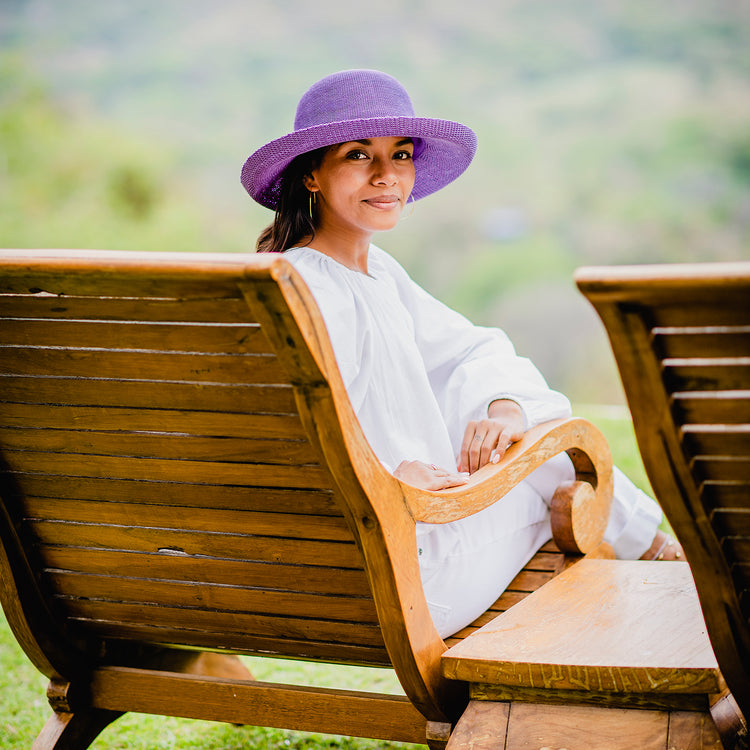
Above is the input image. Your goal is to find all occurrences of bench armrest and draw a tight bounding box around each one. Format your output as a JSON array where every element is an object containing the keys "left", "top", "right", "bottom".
[{"left": 400, "top": 417, "right": 613, "bottom": 554}]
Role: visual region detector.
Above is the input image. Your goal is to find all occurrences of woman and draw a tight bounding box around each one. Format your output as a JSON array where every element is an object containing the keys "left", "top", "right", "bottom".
[{"left": 241, "top": 69, "right": 681, "bottom": 638}]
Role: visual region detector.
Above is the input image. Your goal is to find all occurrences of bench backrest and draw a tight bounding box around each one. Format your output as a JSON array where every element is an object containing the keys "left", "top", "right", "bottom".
[
  {"left": 0, "top": 250, "right": 456, "bottom": 721},
  {"left": 576, "top": 261, "right": 750, "bottom": 718}
]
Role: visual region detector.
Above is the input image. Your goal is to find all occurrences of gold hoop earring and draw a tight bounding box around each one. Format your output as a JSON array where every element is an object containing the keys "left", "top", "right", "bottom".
[
  {"left": 308, "top": 191, "right": 316, "bottom": 220},
  {"left": 402, "top": 194, "right": 415, "bottom": 220}
]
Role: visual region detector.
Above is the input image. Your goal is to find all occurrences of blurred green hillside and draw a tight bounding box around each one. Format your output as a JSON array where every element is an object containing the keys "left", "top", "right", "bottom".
[{"left": 1, "top": 0, "right": 749, "bottom": 401}]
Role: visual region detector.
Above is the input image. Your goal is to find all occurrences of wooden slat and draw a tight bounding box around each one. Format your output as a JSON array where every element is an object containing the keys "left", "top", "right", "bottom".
[
  {"left": 664, "top": 360, "right": 750, "bottom": 392},
  {"left": 28, "top": 523, "right": 363, "bottom": 568},
  {"left": 0, "top": 428, "right": 318, "bottom": 465},
  {"left": 487, "top": 591, "right": 531, "bottom": 612},
  {"left": 516, "top": 551, "right": 562, "bottom": 571},
  {"left": 41, "top": 547, "right": 370, "bottom": 595},
  {"left": 3, "top": 451, "right": 329, "bottom": 488},
  {"left": 0, "top": 403, "right": 306, "bottom": 439},
  {"left": 702, "top": 482, "right": 750, "bottom": 511},
  {"left": 654, "top": 327, "right": 750, "bottom": 359},
  {"left": 88, "top": 667, "right": 423, "bottom": 739},
  {"left": 86, "top": 623, "right": 391, "bottom": 664},
  {"left": 682, "top": 427, "right": 750, "bottom": 457},
  {"left": 504, "top": 702, "right": 673, "bottom": 750},
  {"left": 674, "top": 392, "right": 750, "bottom": 426},
  {"left": 693, "top": 457, "right": 750, "bottom": 482},
  {"left": 0, "top": 347, "right": 288, "bottom": 384},
  {"left": 504, "top": 568, "right": 557, "bottom": 592},
  {"left": 0, "top": 376, "right": 298, "bottom": 414},
  {"left": 537, "top": 539, "right": 562, "bottom": 553},
  {"left": 711, "top": 509, "right": 750, "bottom": 538},
  {"left": 2, "top": 474, "right": 341, "bottom": 514},
  {"left": 47, "top": 572, "right": 379, "bottom": 623},
  {"left": 24, "top": 497, "right": 351, "bottom": 542},
  {"left": 0, "top": 269, "right": 248, "bottom": 299},
  {"left": 0, "top": 320, "right": 272, "bottom": 354},
  {"left": 59, "top": 599, "right": 385, "bottom": 647},
  {"left": 0, "top": 294, "right": 256, "bottom": 323},
  {"left": 650, "top": 299, "right": 750, "bottom": 328},
  {"left": 722, "top": 537, "right": 750, "bottom": 563}
]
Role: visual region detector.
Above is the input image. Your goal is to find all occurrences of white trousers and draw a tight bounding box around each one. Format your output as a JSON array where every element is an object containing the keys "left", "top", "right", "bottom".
[{"left": 417, "top": 452, "right": 662, "bottom": 638}]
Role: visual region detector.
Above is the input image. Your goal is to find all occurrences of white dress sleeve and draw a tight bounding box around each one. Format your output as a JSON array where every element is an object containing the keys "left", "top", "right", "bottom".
[{"left": 374, "top": 249, "right": 572, "bottom": 451}]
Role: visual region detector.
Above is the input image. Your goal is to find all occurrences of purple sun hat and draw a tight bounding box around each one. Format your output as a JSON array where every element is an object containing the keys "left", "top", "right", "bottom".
[{"left": 241, "top": 69, "right": 477, "bottom": 210}]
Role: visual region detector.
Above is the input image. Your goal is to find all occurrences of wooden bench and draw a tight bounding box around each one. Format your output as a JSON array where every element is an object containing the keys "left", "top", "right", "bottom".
[
  {"left": 0, "top": 249, "right": 614, "bottom": 749},
  {"left": 432, "top": 262, "right": 750, "bottom": 750},
  {"left": 577, "top": 261, "right": 750, "bottom": 737}
]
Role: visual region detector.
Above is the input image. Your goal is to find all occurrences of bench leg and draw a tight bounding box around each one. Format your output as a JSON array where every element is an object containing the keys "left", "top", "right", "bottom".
[
  {"left": 445, "top": 701, "right": 509, "bottom": 749},
  {"left": 425, "top": 720, "right": 452, "bottom": 749},
  {"left": 32, "top": 708, "right": 122, "bottom": 750}
]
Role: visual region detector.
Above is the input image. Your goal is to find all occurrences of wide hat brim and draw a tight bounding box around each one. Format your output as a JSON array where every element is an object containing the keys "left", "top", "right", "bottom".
[{"left": 241, "top": 115, "right": 477, "bottom": 210}]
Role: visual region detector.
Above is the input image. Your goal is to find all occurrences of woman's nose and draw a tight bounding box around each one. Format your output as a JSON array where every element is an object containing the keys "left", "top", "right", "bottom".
[{"left": 371, "top": 157, "right": 397, "bottom": 185}]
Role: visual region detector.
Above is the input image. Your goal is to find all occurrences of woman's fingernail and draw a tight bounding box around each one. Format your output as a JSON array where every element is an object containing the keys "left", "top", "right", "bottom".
[{"left": 491, "top": 453, "right": 500, "bottom": 464}]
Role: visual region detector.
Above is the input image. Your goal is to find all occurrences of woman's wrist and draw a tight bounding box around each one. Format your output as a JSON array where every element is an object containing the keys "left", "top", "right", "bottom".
[{"left": 487, "top": 398, "right": 524, "bottom": 426}]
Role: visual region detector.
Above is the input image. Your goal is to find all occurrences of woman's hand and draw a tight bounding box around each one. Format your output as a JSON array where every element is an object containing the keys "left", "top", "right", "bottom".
[
  {"left": 393, "top": 460, "right": 470, "bottom": 491},
  {"left": 459, "top": 399, "right": 525, "bottom": 474}
]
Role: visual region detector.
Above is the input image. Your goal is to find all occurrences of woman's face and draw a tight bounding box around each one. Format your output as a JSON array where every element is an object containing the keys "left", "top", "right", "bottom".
[{"left": 304, "top": 136, "right": 416, "bottom": 239}]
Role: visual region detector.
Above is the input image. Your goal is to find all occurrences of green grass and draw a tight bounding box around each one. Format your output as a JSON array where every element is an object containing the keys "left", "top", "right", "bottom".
[
  {"left": 0, "top": 620, "right": 419, "bottom": 750},
  {"left": 574, "top": 404, "right": 673, "bottom": 536},
  {"left": 1, "top": 408, "right": 666, "bottom": 748},
  {"left": 574, "top": 403, "right": 652, "bottom": 494}
]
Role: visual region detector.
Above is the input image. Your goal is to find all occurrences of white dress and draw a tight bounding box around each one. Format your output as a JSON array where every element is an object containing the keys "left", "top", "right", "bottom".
[{"left": 283, "top": 244, "right": 662, "bottom": 637}]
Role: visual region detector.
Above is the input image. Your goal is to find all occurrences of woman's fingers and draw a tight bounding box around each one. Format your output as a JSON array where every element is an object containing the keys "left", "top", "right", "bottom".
[
  {"left": 435, "top": 471, "right": 471, "bottom": 489},
  {"left": 460, "top": 420, "right": 503, "bottom": 473},
  {"left": 490, "top": 426, "right": 518, "bottom": 463},
  {"left": 459, "top": 417, "right": 527, "bottom": 474},
  {"left": 460, "top": 421, "right": 484, "bottom": 473},
  {"left": 394, "top": 460, "right": 469, "bottom": 490}
]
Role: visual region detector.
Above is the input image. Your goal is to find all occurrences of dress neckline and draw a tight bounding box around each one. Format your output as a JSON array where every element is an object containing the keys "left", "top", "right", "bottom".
[{"left": 289, "top": 245, "right": 376, "bottom": 279}]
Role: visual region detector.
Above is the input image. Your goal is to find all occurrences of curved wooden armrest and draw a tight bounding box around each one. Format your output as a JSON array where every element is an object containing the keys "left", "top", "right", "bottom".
[{"left": 400, "top": 417, "right": 614, "bottom": 554}]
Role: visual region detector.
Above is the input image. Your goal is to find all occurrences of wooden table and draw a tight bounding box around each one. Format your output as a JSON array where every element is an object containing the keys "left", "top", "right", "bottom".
[{"left": 442, "top": 559, "right": 733, "bottom": 749}]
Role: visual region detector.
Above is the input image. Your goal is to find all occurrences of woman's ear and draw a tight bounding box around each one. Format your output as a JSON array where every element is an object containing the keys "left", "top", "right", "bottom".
[{"left": 303, "top": 174, "right": 319, "bottom": 192}]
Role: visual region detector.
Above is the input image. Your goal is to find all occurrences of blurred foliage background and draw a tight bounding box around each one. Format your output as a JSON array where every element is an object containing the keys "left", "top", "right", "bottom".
[{"left": 1, "top": 0, "right": 749, "bottom": 403}]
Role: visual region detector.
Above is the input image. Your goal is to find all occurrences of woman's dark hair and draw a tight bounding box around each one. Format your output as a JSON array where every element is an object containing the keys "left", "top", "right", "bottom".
[{"left": 256, "top": 147, "right": 328, "bottom": 253}]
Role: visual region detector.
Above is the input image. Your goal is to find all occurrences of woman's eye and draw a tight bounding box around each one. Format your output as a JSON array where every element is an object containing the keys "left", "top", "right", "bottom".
[
  {"left": 395, "top": 150, "right": 413, "bottom": 160},
  {"left": 346, "top": 150, "right": 368, "bottom": 160}
]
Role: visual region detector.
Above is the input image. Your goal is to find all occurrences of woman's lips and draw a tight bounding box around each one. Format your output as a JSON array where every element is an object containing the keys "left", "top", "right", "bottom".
[{"left": 363, "top": 194, "right": 400, "bottom": 209}]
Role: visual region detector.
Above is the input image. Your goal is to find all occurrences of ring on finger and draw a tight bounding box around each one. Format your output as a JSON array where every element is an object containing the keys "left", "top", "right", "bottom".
[{"left": 474, "top": 434, "right": 484, "bottom": 442}]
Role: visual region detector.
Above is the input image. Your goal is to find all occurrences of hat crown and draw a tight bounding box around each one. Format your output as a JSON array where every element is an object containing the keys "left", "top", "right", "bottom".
[{"left": 294, "top": 69, "right": 415, "bottom": 131}]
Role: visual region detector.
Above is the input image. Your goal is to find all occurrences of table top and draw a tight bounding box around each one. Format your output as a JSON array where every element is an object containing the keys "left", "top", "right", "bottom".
[{"left": 442, "top": 559, "right": 721, "bottom": 696}]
